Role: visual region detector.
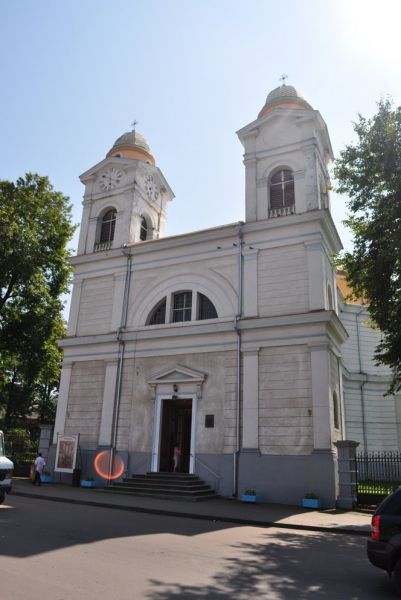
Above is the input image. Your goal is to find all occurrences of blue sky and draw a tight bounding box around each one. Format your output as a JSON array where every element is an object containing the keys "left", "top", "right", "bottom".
[{"left": 1, "top": 0, "right": 400, "bottom": 313}]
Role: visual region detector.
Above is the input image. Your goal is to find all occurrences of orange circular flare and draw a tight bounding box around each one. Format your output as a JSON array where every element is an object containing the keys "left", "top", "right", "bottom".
[{"left": 94, "top": 450, "right": 125, "bottom": 480}]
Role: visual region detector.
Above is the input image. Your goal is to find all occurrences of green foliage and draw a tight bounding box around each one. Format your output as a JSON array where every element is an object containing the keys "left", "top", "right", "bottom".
[
  {"left": 304, "top": 491, "right": 319, "bottom": 499},
  {"left": 244, "top": 489, "right": 256, "bottom": 496},
  {"left": 0, "top": 174, "right": 75, "bottom": 426},
  {"left": 4, "top": 427, "right": 37, "bottom": 464},
  {"left": 334, "top": 99, "right": 401, "bottom": 394}
]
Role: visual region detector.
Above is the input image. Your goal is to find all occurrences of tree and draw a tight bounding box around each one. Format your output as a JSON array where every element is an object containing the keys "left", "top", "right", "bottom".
[
  {"left": 335, "top": 98, "right": 401, "bottom": 393},
  {"left": 0, "top": 173, "right": 75, "bottom": 426}
]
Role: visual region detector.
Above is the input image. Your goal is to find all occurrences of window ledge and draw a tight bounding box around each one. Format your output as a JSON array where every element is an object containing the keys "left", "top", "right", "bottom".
[
  {"left": 269, "top": 205, "right": 296, "bottom": 218},
  {"left": 94, "top": 241, "right": 113, "bottom": 252}
]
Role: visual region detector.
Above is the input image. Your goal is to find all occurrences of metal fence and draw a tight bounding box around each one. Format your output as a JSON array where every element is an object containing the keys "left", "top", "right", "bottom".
[{"left": 356, "top": 451, "right": 401, "bottom": 501}]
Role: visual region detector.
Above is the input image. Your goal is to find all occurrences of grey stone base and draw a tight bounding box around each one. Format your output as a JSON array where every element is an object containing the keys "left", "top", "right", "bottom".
[
  {"left": 238, "top": 449, "right": 337, "bottom": 507},
  {"left": 45, "top": 446, "right": 337, "bottom": 507}
]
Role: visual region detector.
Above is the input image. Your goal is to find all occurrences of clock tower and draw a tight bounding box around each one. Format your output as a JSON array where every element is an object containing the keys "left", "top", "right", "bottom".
[{"left": 76, "top": 128, "right": 174, "bottom": 256}]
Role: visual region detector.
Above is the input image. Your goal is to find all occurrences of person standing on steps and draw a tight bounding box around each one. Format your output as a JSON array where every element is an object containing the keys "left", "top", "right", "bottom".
[
  {"left": 173, "top": 443, "right": 181, "bottom": 473},
  {"left": 33, "top": 452, "right": 46, "bottom": 486}
]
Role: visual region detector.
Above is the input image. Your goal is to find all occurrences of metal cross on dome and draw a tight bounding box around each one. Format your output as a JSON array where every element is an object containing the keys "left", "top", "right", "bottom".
[
  {"left": 279, "top": 73, "right": 288, "bottom": 85},
  {"left": 131, "top": 119, "right": 138, "bottom": 131}
]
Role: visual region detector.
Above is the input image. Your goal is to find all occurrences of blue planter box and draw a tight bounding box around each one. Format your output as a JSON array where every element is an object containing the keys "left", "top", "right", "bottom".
[
  {"left": 241, "top": 494, "right": 257, "bottom": 503},
  {"left": 302, "top": 498, "right": 321, "bottom": 509},
  {"left": 80, "top": 480, "right": 97, "bottom": 488},
  {"left": 40, "top": 475, "right": 53, "bottom": 483}
]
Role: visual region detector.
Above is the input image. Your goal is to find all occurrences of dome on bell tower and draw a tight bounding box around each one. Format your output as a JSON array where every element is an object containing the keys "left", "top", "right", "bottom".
[
  {"left": 258, "top": 84, "right": 312, "bottom": 119},
  {"left": 107, "top": 129, "right": 155, "bottom": 165}
]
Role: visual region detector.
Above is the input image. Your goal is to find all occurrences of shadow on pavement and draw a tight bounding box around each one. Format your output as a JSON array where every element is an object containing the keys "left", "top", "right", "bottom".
[{"left": 147, "top": 530, "right": 396, "bottom": 600}]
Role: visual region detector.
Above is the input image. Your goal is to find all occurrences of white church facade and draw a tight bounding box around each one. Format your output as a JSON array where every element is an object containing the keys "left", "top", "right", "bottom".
[{"left": 52, "top": 84, "right": 401, "bottom": 507}]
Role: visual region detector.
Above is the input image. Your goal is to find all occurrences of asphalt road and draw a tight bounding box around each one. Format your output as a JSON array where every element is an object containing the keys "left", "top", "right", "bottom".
[{"left": 0, "top": 495, "right": 397, "bottom": 599}]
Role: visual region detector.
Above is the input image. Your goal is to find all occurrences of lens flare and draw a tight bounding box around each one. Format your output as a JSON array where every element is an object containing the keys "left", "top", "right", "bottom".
[{"left": 94, "top": 450, "right": 125, "bottom": 480}]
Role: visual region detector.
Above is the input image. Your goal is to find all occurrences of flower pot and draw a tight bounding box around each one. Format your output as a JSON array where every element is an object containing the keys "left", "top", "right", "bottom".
[
  {"left": 302, "top": 498, "right": 321, "bottom": 509},
  {"left": 241, "top": 494, "right": 257, "bottom": 503},
  {"left": 40, "top": 475, "right": 53, "bottom": 483},
  {"left": 80, "top": 480, "right": 96, "bottom": 488}
]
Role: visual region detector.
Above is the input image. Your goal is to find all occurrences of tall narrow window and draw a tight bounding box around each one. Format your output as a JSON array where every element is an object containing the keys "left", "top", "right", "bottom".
[
  {"left": 100, "top": 209, "right": 116, "bottom": 243},
  {"left": 140, "top": 216, "right": 148, "bottom": 241},
  {"left": 270, "top": 170, "right": 295, "bottom": 210},
  {"left": 172, "top": 291, "right": 192, "bottom": 322},
  {"left": 333, "top": 391, "right": 340, "bottom": 430},
  {"left": 147, "top": 298, "right": 167, "bottom": 325},
  {"left": 198, "top": 293, "right": 217, "bottom": 320}
]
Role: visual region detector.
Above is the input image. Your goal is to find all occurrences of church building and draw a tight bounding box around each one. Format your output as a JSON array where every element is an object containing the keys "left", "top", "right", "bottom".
[{"left": 52, "top": 84, "right": 400, "bottom": 507}]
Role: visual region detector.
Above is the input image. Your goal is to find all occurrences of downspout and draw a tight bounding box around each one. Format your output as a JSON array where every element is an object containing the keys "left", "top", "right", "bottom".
[
  {"left": 233, "top": 222, "right": 244, "bottom": 497},
  {"left": 355, "top": 306, "right": 368, "bottom": 451},
  {"left": 108, "top": 247, "right": 133, "bottom": 483}
]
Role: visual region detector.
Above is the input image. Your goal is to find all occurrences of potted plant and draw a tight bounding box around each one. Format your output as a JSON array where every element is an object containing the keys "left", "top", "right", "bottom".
[
  {"left": 40, "top": 470, "right": 53, "bottom": 484},
  {"left": 302, "top": 492, "right": 321, "bottom": 509},
  {"left": 240, "top": 489, "right": 257, "bottom": 503},
  {"left": 80, "top": 475, "right": 96, "bottom": 488}
]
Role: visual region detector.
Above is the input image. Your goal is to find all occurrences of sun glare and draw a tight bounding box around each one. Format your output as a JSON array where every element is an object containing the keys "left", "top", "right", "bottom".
[{"left": 94, "top": 450, "right": 125, "bottom": 480}]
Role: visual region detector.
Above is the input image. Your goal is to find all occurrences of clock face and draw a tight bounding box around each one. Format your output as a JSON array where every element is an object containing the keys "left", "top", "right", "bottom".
[
  {"left": 99, "top": 167, "right": 124, "bottom": 191},
  {"left": 144, "top": 174, "right": 159, "bottom": 201}
]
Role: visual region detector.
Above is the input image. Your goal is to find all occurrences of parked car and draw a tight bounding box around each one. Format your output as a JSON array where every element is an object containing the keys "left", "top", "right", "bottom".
[
  {"left": 367, "top": 486, "right": 401, "bottom": 595},
  {"left": 0, "top": 431, "right": 13, "bottom": 504}
]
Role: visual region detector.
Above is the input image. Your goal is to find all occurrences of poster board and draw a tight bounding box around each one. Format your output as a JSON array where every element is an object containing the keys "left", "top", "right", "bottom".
[{"left": 54, "top": 434, "right": 79, "bottom": 473}]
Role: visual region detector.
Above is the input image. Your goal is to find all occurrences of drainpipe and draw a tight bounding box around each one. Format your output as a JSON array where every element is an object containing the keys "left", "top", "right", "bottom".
[
  {"left": 108, "top": 247, "right": 133, "bottom": 483},
  {"left": 355, "top": 306, "right": 368, "bottom": 451},
  {"left": 233, "top": 222, "right": 244, "bottom": 497}
]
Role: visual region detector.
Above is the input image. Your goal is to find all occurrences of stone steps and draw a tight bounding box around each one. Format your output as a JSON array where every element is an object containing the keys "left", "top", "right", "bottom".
[{"left": 104, "top": 472, "right": 218, "bottom": 502}]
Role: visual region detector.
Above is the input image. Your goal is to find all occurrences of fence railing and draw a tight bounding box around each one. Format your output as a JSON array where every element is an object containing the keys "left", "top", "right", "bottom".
[{"left": 356, "top": 451, "right": 401, "bottom": 495}]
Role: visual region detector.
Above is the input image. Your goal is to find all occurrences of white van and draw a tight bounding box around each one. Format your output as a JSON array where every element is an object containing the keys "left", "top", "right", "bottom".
[{"left": 0, "top": 431, "right": 13, "bottom": 504}]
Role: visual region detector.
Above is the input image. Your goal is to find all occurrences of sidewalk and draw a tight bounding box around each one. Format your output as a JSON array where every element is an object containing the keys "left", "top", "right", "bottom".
[{"left": 11, "top": 478, "right": 371, "bottom": 536}]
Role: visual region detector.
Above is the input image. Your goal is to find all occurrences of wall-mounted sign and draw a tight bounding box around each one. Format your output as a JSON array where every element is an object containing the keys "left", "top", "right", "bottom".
[{"left": 54, "top": 434, "right": 79, "bottom": 473}]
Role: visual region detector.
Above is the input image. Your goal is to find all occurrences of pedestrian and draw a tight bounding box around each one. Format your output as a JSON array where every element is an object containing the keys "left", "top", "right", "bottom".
[
  {"left": 173, "top": 443, "right": 181, "bottom": 473},
  {"left": 33, "top": 452, "right": 46, "bottom": 486}
]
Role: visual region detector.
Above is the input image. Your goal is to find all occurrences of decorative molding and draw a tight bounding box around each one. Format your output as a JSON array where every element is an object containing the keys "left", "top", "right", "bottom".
[{"left": 147, "top": 364, "right": 207, "bottom": 386}]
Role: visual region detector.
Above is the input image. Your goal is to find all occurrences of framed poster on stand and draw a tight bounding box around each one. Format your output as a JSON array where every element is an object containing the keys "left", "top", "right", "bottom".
[{"left": 54, "top": 434, "right": 79, "bottom": 473}]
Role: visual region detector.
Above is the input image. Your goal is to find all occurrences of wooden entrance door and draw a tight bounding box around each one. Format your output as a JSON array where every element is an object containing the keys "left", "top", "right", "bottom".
[{"left": 159, "top": 399, "right": 192, "bottom": 473}]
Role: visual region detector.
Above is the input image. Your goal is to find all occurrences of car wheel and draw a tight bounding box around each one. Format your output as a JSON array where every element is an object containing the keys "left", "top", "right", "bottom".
[{"left": 393, "top": 558, "right": 401, "bottom": 596}]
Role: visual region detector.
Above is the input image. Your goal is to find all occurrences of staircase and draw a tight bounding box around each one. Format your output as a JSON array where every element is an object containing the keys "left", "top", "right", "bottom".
[{"left": 104, "top": 472, "right": 218, "bottom": 502}]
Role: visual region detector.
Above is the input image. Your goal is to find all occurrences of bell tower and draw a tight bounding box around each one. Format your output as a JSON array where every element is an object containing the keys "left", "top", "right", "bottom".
[
  {"left": 76, "top": 127, "right": 174, "bottom": 256},
  {"left": 237, "top": 84, "right": 333, "bottom": 223}
]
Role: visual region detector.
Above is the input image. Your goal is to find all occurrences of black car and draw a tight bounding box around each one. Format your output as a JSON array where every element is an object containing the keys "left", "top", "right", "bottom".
[{"left": 367, "top": 486, "right": 401, "bottom": 594}]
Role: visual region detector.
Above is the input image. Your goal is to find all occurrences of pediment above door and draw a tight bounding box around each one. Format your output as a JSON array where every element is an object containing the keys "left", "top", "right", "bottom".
[
  {"left": 147, "top": 365, "right": 207, "bottom": 399},
  {"left": 147, "top": 365, "right": 206, "bottom": 385}
]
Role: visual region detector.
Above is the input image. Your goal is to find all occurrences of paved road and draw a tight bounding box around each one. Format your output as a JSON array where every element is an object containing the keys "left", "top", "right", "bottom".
[{"left": 0, "top": 495, "right": 397, "bottom": 599}]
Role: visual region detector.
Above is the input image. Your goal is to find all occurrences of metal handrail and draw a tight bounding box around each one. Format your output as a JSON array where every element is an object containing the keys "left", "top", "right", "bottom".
[{"left": 191, "top": 454, "right": 221, "bottom": 481}]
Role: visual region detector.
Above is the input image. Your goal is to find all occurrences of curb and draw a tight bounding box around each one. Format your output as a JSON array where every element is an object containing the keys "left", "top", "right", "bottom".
[{"left": 11, "top": 490, "right": 370, "bottom": 537}]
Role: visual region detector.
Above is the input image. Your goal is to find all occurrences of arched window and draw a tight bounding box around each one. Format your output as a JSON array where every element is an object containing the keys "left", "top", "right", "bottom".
[
  {"left": 269, "top": 169, "right": 295, "bottom": 212},
  {"left": 99, "top": 209, "right": 116, "bottom": 244},
  {"left": 147, "top": 297, "right": 167, "bottom": 325},
  {"left": 140, "top": 216, "right": 148, "bottom": 241},
  {"left": 146, "top": 291, "right": 218, "bottom": 325},
  {"left": 333, "top": 391, "right": 340, "bottom": 430},
  {"left": 198, "top": 293, "right": 217, "bottom": 320}
]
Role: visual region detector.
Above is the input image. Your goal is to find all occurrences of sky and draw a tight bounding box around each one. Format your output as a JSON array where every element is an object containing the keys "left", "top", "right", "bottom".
[{"left": 1, "top": 0, "right": 401, "bottom": 315}]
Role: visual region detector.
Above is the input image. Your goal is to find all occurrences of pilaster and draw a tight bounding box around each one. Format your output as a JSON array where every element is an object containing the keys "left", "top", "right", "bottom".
[
  {"left": 111, "top": 273, "right": 128, "bottom": 330},
  {"left": 242, "top": 349, "right": 259, "bottom": 449},
  {"left": 98, "top": 360, "right": 119, "bottom": 446},
  {"left": 52, "top": 363, "right": 73, "bottom": 444},
  {"left": 243, "top": 248, "right": 259, "bottom": 317},
  {"left": 67, "top": 279, "right": 83, "bottom": 336},
  {"left": 77, "top": 199, "right": 93, "bottom": 255},
  {"left": 305, "top": 241, "right": 325, "bottom": 310},
  {"left": 310, "top": 343, "right": 332, "bottom": 449}
]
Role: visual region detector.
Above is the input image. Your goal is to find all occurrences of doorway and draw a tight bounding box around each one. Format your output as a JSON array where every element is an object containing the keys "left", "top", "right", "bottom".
[{"left": 159, "top": 399, "right": 192, "bottom": 473}]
